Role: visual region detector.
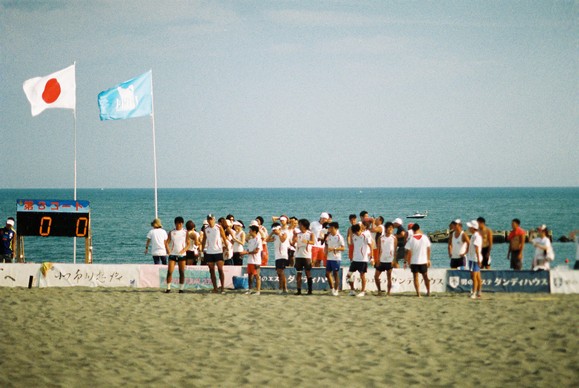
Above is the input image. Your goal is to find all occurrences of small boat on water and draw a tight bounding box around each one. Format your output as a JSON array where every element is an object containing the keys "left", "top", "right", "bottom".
[{"left": 407, "top": 211, "right": 428, "bottom": 219}]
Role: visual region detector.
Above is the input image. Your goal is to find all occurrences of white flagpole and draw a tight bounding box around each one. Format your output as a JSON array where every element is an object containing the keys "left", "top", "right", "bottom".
[
  {"left": 73, "top": 63, "right": 77, "bottom": 264},
  {"left": 150, "top": 70, "right": 158, "bottom": 219}
]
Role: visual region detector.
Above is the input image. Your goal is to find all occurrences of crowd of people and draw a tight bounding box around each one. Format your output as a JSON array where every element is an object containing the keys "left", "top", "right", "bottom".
[{"left": 144, "top": 212, "right": 576, "bottom": 298}]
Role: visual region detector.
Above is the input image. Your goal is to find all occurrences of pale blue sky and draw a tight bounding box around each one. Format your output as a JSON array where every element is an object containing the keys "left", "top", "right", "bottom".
[{"left": 1, "top": 0, "right": 577, "bottom": 188}]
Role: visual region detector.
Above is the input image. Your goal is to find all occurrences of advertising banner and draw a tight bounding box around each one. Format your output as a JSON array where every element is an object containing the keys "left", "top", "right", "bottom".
[
  {"left": 0, "top": 264, "right": 41, "bottom": 287},
  {"left": 447, "top": 270, "right": 550, "bottom": 293},
  {"left": 343, "top": 268, "right": 447, "bottom": 293},
  {"left": 549, "top": 268, "right": 579, "bottom": 294},
  {"left": 39, "top": 263, "right": 140, "bottom": 288},
  {"left": 252, "top": 267, "right": 335, "bottom": 291}
]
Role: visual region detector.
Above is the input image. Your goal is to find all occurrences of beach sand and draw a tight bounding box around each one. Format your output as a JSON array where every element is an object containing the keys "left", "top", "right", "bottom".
[{"left": 0, "top": 288, "right": 577, "bottom": 387}]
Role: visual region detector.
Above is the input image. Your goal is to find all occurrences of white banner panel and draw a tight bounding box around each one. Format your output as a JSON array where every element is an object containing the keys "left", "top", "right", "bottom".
[
  {"left": 342, "top": 268, "right": 447, "bottom": 293},
  {"left": 39, "top": 264, "right": 140, "bottom": 288},
  {"left": 0, "top": 264, "right": 40, "bottom": 287},
  {"left": 550, "top": 268, "right": 579, "bottom": 294}
]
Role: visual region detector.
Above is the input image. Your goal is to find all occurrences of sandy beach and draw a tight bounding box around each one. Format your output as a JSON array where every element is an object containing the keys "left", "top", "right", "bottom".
[{"left": 0, "top": 288, "right": 577, "bottom": 387}]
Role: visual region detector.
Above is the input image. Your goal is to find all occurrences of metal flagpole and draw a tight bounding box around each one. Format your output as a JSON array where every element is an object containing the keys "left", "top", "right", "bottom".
[
  {"left": 73, "top": 81, "right": 77, "bottom": 264},
  {"left": 150, "top": 70, "right": 158, "bottom": 219}
]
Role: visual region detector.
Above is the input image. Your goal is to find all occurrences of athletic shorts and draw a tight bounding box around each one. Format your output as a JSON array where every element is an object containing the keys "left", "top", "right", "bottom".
[
  {"left": 450, "top": 257, "right": 466, "bottom": 269},
  {"left": 168, "top": 255, "right": 186, "bottom": 262},
  {"left": 186, "top": 251, "right": 198, "bottom": 262},
  {"left": 510, "top": 251, "right": 522, "bottom": 270},
  {"left": 312, "top": 246, "right": 326, "bottom": 262},
  {"left": 275, "top": 259, "right": 289, "bottom": 270},
  {"left": 481, "top": 247, "right": 491, "bottom": 267},
  {"left": 294, "top": 257, "right": 312, "bottom": 272},
  {"left": 232, "top": 252, "right": 243, "bottom": 266},
  {"left": 348, "top": 245, "right": 354, "bottom": 260},
  {"left": 349, "top": 261, "right": 368, "bottom": 274},
  {"left": 468, "top": 261, "right": 480, "bottom": 272},
  {"left": 205, "top": 253, "right": 224, "bottom": 263},
  {"left": 326, "top": 260, "right": 341, "bottom": 272},
  {"left": 247, "top": 264, "right": 260, "bottom": 275},
  {"left": 376, "top": 262, "right": 393, "bottom": 272},
  {"left": 153, "top": 256, "right": 167, "bottom": 265},
  {"left": 411, "top": 264, "right": 428, "bottom": 274}
]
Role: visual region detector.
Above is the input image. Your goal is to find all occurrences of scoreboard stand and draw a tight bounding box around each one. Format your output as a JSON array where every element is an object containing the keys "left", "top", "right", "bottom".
[{"left": 16, "top": 199, "right": 92, "bottom": 264}]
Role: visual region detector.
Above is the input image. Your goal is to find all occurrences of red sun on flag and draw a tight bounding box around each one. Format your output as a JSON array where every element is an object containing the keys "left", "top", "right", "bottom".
[{"left": 42, "top": 78, "right": 61, "bottom": 104}]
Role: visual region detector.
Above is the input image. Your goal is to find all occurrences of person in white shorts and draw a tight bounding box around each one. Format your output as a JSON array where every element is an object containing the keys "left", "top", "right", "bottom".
[
  {"left": 405, "top": 223, "right": 431, "bottom": 297},
  {"left": 466, "top": 220, "right": 482, "bottom": 299},
  {"left": 324, "top": 222, "right": 345, "bottom": 296}
]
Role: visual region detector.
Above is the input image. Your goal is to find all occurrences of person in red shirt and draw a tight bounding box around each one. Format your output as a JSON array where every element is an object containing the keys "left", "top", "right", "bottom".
[{"left": 507, "top": 218, "right": 526, "bottom": 270}]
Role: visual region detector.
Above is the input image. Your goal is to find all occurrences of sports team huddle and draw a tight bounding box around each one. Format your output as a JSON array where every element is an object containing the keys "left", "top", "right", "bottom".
[{"left": 145, "top": 211, "right": 477, "bottom": 298}]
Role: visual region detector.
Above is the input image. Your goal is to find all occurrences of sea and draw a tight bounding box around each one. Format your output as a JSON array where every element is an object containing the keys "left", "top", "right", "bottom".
[{"left": 1, "top": 188, "right": 577, "bottom": 270}]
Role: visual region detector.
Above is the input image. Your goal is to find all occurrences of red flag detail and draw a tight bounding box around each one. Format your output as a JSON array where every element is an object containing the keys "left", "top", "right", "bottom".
[{"left": 42, "top": 78, "right": 61, "bottom": 103}]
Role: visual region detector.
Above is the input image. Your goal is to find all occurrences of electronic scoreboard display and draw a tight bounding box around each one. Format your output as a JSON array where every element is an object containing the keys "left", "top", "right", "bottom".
[{"left": 16, "top": 199, "right": 90, "bottom": 238}]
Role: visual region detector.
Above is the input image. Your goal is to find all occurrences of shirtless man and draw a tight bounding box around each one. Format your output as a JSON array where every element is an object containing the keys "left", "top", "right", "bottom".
[{"left": 477, "top": 217, "right": 493, "bottom": 269}]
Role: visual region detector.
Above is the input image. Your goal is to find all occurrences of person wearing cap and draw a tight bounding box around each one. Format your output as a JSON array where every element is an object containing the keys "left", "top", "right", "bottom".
[
  {"left": 310, "top": 212, "right": 330, "bottom": 267},
  {"left": 231, "top": 221, "right": 246, "bottom": 266},
  {"left": 202, "top": 214, "right": 229, "bottom": 294},
  {"left": 466, "top": 220, "right": 483, "bottom": 299},
  {"left": 507, "top": 218, "right": 526, "bottom": 270},
  {"left": 266, "top": 222, "right": 290, "bottom": 294},
  {"left": 392, "top": 218, "right": 407, "bottom": 268},
  {"left": 165, "top": 217, "right": 190, "bottom": 293},
  {"left": 145, "top": 218, "right": 168, "bottom": 265},
  {"left": 477, "top": 217, "right": 493, "bottom": 269},
  {"left": 0, "top": 217, "right": 17, "bottom": 263},
  {"left": 404, "top": 224, "right": 431, "bottom": 297},
  {"left": 531, "top": 225, "right": 554, "bottom": 271},
  {"left": 448, "top": 219, "right": 469, "bottom": 269}
]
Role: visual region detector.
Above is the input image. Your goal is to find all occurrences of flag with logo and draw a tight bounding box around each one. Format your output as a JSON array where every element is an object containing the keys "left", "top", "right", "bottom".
[
  {"left": 22, "top": 64, "right": 76, "bottom": 116},
  {"left": 97, "top": 71, "right": 153, "bottom": 120}
]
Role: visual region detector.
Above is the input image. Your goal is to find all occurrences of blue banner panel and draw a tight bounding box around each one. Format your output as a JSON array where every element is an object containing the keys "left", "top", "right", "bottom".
[
  {"left": 447, "top": 270, "right": 550, "bottom": 293},
  {"left": 243, "top": 267, "right": 341, "bottom": 291}
]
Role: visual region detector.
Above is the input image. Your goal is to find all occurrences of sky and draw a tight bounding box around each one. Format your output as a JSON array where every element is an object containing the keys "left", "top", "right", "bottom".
[{"left": 1, "top": 0, "right": 577, "bottom": 189}]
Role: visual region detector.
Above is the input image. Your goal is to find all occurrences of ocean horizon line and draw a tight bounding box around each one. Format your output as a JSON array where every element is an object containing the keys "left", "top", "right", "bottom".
[{"left": 1, "top": 186, "right": 578, "bottom": 191}]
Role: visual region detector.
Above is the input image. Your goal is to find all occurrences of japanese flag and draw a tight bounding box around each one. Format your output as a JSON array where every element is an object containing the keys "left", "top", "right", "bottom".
[{"left": 23, "top": 64, "right": 76, "bottom": 116}]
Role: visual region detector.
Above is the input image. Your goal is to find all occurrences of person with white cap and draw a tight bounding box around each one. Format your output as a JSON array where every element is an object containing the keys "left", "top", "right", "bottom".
[
  {"left": 466, "top": 220, "right": 482, "bottom": 299},
  {"left": 0, "top": 218, "right": 17, "bottom": 263},
  {"left": 392, "top": 218, "right": 407, "bottom": 268},
  {"left": 231, "top": 221, "right": 246, "bottom": 266},
  {"left": 266, "top": 222, "right": 290, "bottom": 294},
  {"left": 448, "top": 219, "right": 469, "bottom": 269},
  {"left": 145, "top": 218, "right": 168, "bottom": 265},
  {"left": 310, "top": 212, "right": 330, "bottom": 267},
  {"left": 531, "top": 225, "right": 554, "bottom": 271}
]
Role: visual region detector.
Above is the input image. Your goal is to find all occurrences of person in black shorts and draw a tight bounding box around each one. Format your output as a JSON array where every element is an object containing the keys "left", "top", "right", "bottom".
[{"left": 292, "top": 219, "right": 315, "bottom": 295}]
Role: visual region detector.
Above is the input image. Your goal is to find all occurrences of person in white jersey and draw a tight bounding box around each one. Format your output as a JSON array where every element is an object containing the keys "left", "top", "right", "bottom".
[
  {"left": 242, "top": 225, "right": 262, "bottom": 295},
  {"left": 231, "top": 221, "right": 246, "bottom": 266},
  {"left": 165, "top": 217, "right": 189, "bottom": 293},
  {"left": 202, "top": 214, "right": 228, "bottom": 294},
  {"left": 375, "top": 221, "right": 398, "bottom": 296},
  {"left": 145, "top": 218, "right": 168, "bottom": 265},
  {"left": 448, "top": 219, "right": 469, "bottom": 269},
  {"left": 531, "top": 225, "right": 554, "bottom": 271},
  {"left": 405, "top": 223, "right": 431, "bottom": 297},
  {"left": 310, "top": 212, "right": 330, "bottom": 267},
  {"left": 266, "top": 222, "right": 290, "bottom": 294},
  {"left": 347, "top": 224, "right": 373, "bottom": 297},
  {"left": 292, "top": 219, "right": 316, "bottom": 295},
  {"left": 466, "top": 220, "right": 483, "bottom": 299},
  {"left": 324, "top": 222, "right": 345, "bottom": 296}
]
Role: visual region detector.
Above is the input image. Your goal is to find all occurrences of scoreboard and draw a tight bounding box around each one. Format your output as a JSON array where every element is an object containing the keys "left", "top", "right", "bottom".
[{"left": 16, "top": 199, "right": 90, "bottom": 237}]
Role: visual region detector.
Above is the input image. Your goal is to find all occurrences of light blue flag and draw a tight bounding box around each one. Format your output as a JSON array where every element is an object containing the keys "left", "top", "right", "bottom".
[{"left": 98, "top": 71, "right": 152, "bottom": 120}]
